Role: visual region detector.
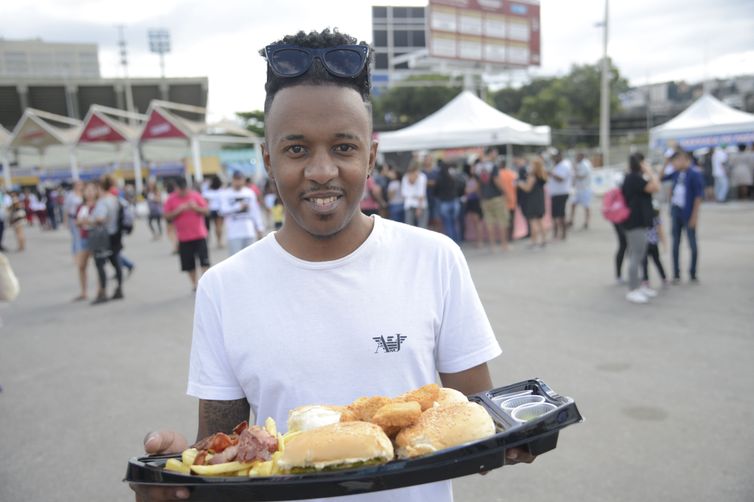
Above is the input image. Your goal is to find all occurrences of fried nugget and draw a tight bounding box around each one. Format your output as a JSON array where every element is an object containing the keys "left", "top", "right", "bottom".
[
  {"left": 347, "top": 396, "right": 393, "bottom": 422},
  {"left": 371, "top": 401, "right": 422, "bottom": 431},
  {"left": 397, "top": 384, "right": 440, "bottom": 411}
]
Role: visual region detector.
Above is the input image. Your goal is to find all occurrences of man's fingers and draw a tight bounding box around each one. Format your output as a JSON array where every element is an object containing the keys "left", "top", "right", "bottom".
[
  {"left": 143, "top": 430, "right": 188, "bottom": 455},
  {"left": 505, "top": 447, "right": 537, "bottom": 464},
  {"left": 131, "top": 483, "right": 190, "bottom": 501}
]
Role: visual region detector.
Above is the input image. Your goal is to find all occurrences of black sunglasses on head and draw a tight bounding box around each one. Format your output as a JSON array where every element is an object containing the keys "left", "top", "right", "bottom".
[{"left": 264, "top": 44, "right": 369, "bottom": 79}]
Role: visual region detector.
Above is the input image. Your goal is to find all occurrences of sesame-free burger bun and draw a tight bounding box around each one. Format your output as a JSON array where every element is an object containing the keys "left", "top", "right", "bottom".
[
  {"left": 278, "top": 421, "right": 394, "bottom": 471},
  {"left": 395, "top": 402, "right": 496, "bottom": 459}
]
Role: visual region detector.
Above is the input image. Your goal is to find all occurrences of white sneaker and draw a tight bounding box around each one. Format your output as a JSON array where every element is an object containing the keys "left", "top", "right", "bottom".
[
  {"left": 639, "top": 286, "right": 658, "bottom": 298},
  {"left": 626, "top": 290, "right": 649, "bottom": 304}
]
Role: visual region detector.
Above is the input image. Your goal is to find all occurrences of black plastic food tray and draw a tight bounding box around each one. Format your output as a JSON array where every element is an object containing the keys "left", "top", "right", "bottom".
[{"left": 125, "top": 378, "right": 582, "bottom": 501}]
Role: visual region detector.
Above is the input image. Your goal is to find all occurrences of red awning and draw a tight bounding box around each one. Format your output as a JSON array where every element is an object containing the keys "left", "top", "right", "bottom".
[
  {"left": 79, "top": 113, "right": 128, "bottom": 143},
  {"left": 141, "top": 109, "right": 189, "bottom": 141}
]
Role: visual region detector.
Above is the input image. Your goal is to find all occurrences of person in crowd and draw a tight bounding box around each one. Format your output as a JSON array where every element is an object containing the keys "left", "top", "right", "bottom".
[
  {"left": 9, "top": 192, "right": 26, "bottom": 252},
  {"left": 385, "top": 165, "right": 404, "bottom": 223},
  {"left": 108, "top": 182, "right": 135, "bottom": 278},
  {"left": 0, "top": 190, "right": 9, "bottom": 251},
  {"left": 89, "top": 176, "right": 124, "bottom": 305},
  {"left": 729, "top": 143, "right": 754, "bottom": 200},
  {"left": 548, "top": 151, "right": 572, "bottom": 241},
  {"left": 711, "top": 146, "right": 729, "bottom": 203},
  {"left": 221, "top": 171, "right": 265, "bottom": 256},
  {"left": 477, "top": 150, "right": 508, "bottom": 252},
  {"left": 402, "top": 160, "right": 428, "bottom": 228},
  {"left": 29, "top": 189, "right": 47, "bottom": 228},
  {"left": 622, "top": 153, "right": 660, "bottom": 304},
  {"left": 202, "top": 175, "right": 225, "bottom": 248},
  {"left": 72, "top": 182, "right": 98, "bottom": 301},
  {"left": 700, "top": 150, "right": 715, "bottom": 201},
  {"left": 613, "top": 222, "right": 628, "bottom": 285},
  {"left": 63, "top": 181, "right": 84, "bottom": 256},
  {"left": 514, "top": 156, "right": 530, "bottom": 238},
  {"left": 497, "top": 160, "right": 517, "bottom": 242},
  {"left": 642, "top": 201, "right": 668, "bottom": 289},
  {"left": 422, "top": 155, "right": 441, "bottom": 231},
  {"left": 132, "top": 28, "right": 532, "bottom": 502},
  {"left": 163, "top": 177, "right": 210, "bottom": 290},
  {"left": 21, "top": 188, "right": 33, "bottom": 225},
  {"left": 518, "top": 157, "right": 548, "bottom": 249},
  {"left": 663, "top": 149, "right": 704, "bottom": 284},
  {"left": 270, "top": 196, "right": 284, "bottom": 230},
  {"left": 462, "top": 162, "right": 484, "bottom": 247},
  {"left": 164, "top": 180, "right": 179, "bottom": 254},
  {"left": 569, "top": 152, "right": 593, "bottom": 230},
  {"left": 45, "top": 187, "right": 58, "bottom": 230},
  {"left": 145, "top": 180, "right": 164, "bottom": 240},
  {"left": 434, "top": 160, "right": 462, "bottom": 243},
  {"left": 359, "top": 171, "right": 386, "bottom": 217}
]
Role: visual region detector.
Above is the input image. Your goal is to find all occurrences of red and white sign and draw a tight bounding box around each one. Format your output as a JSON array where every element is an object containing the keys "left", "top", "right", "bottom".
[
  {"left": 80, "top": 113, "right": 127, "bottom": 143},
  {"left": 428, "top": 0, "right": 540, "bottom": 67},
  {"left": 141, "top": 109, "right": 188, "bottom": 141}
]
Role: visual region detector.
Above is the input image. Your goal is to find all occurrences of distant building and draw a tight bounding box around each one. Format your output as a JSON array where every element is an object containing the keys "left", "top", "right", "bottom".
[
  {"left": 0, "top": 38, "right": 100, "bottom": 79},
  {"left": 371, "top": 5, "right": 428, "bottom": 88},
  {"left": 0, "top": 38, "right": 208, "bottom": 130}
]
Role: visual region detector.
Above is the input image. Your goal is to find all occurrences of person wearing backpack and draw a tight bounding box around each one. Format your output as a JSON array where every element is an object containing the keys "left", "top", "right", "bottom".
[
  {"left": 621, "top": 154, "right": 660, "bottom": 304},
  {"left": 90, "top": 176, "right": 124, "bottom": 304}
]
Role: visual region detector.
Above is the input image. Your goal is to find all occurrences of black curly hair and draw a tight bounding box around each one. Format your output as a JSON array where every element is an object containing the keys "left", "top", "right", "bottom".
[{"left": 260, "top": 28, "right": 372, "bottom": 116}]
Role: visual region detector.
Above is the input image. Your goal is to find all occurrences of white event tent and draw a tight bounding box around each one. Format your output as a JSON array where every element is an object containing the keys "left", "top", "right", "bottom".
[
  {"left": 650, "top": 94, "right": 754, "bottom": 150},
  {"left": 377, "top": 90, "right": 551, "bottom": 153}
]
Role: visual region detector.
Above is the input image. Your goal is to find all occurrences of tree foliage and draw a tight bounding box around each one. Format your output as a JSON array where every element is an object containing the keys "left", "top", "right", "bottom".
[
  {"left": 372, "top": 74, "right": 462, "bottom": 130},
  {"left": 236, "top": 110, "right": 265, "bottom": 137}
]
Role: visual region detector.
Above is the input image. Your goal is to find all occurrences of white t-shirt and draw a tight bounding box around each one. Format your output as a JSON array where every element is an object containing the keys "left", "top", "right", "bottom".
[
  {"left": 221, "top": 187, "right": 265, "bottom": 240},
  {"left": 202, "top": 188, "right": 224, "bottom": 212},
  {"left": 187, "top": 216, "right": 501, "bottom": 502},
  {"left": 401, "top": 172, "right": 427, "bottom": 209},
  {"left": 672, "top": 171, "right": 687, "bottom": 208},
  {"left": 548, "top": 159, "right": 573, "bottom": 195},
  {"left": 712, "top": 148, "right": 728, "bottom": 178},
  {"left": 574, "top": 159, "right": 592, "bottom": 192}
]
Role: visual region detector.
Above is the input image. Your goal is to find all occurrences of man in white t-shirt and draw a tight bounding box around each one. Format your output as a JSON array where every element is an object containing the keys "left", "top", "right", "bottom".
[
  {"left": 221, "top": 171, "right": 265, "bottom": 256},
  {"left": 711, "top": 146, "right": 728, "bottom": 202},
  {"left": 133, "top": 29, "right": 533, "bottom": 502},
  {"left": 568, "top": 152, "right": 592, "bottom": 230},
  {"left": 548, "top": 151, "right": 573, "bottom": 240}
]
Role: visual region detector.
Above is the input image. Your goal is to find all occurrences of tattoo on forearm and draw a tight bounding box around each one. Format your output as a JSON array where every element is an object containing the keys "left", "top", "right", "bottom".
[{"left": 197, "top": 398, "right": 251, "bottom": 441}]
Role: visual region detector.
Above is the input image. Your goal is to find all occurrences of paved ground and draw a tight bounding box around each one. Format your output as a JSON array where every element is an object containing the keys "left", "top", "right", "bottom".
[{"left": 1, "top": 201, "right": 753, "bottom": 502}]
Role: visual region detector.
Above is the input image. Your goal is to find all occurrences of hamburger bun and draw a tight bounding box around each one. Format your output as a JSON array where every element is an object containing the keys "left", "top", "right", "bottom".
[
  {"left": 395, "top": 402, "right": 496, "bottom": 459},
  {"left": 435, "top": 387, "right": 468, "bottom": 406},
  {"left": 279, "top": 421, "right": 394, "bottom": 472}
]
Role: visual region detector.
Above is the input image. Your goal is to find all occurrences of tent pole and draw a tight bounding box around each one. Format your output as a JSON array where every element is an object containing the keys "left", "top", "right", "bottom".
[
  {"left": 506, "top": 144, "right": 513, "bottom": 166},
  {"left": 191, "top": 136, "right": 203, "bottom": 184},
  {"left": 2, "top": 149, "right": 11, "bottom": 188},
  {"left": 132, "top": 141, "right": 143, "bottom": 195},
  {"left": 70, "top": 147, "right": 79, "bottom": 181}
]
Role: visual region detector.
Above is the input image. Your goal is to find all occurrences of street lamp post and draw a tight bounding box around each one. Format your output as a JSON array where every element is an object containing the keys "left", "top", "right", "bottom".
[{"left": 599, "top": 0, "right": 610, "bottom": 168}]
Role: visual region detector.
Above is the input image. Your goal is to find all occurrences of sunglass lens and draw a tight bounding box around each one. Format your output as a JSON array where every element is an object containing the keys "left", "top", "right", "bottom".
[
  {"left": 323, "top": 49, "right": 365, "bottom": 77},
  {"left": 270, "top": 48, "right": 311, "bottom": 76}
]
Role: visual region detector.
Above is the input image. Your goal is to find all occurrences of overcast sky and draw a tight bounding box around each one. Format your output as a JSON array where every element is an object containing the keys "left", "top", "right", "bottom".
[{"left": 1, "top": 0, "right": 753, "bottom": 119}]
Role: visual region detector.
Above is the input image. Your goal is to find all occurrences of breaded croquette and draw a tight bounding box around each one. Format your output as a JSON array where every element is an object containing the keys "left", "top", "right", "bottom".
[
  {"left": 397, "top": 383, "right": 440, "bottom": 411},
  {"left": 347, "top": 396, "right": 393, "bottom": 422},
  {"left": 371, "top": 401, "right": 422, "bottom": 430}
]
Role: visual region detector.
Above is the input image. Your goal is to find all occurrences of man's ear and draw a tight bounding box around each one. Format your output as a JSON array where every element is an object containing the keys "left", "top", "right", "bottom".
[
  {"left": 262, "top": 143, "right": 273, "bottom": 180},
  {"left": 367, "top": 140, "right": 379, "bottom": 178}
]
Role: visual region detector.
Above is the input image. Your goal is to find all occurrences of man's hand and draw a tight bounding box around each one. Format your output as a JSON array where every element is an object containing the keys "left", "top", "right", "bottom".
[
  {"left": 130, "top": 431, "right": 190, "bottom": 502},
  {"left": 505, "top": 446, "right": 537, "bottom": 464}
]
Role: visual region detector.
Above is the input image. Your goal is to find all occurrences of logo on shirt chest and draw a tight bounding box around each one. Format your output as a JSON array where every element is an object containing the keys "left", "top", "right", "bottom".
[{"left": 373, "top": 334, "right": 407, "bottom": 353}]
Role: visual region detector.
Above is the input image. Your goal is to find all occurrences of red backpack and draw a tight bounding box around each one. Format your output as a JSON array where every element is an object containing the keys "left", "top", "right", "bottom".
[{"left": 602, "top": 187, "right": 630, "bottom": 223}]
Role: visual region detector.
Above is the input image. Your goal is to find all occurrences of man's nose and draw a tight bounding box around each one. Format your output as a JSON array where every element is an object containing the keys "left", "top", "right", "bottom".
[{"left": 304, "top": 149, "right": 338, "bottom": 185}]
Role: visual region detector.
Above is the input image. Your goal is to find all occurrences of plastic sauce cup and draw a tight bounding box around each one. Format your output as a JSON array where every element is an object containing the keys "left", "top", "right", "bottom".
[
  {"left": 511, "top": 402, "right": 558, "bottom": 423},
  {"left": 499, "top": 394, "right": 545, "bottom": 412}
]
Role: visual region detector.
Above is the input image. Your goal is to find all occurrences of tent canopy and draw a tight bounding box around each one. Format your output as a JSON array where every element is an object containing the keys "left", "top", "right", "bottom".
[
  {"left": 9, "top": 109, "right": 81, "bottom": 150},
  {"left": 650, "top": 94, "right": 754, "bottom": 150},
  {"left": 78, "top": 106, "right": 145, "bottom": 145},
  {"left": 1, "top": 126, "right": 10, "bottom": 146},
  {"left": 377, "top": 90, "right": 551, "bottom": 152}
]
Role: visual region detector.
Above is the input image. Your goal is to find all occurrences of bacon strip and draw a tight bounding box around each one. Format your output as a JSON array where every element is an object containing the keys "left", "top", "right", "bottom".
[{"left": 236, "top": 426, "right": 278, "bottom": 463}]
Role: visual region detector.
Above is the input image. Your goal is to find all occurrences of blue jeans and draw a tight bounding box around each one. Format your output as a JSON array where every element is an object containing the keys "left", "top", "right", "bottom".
[
  {"left": 388, "top": 203, "right": 405, "bottom": 223},
  {"left": 120, "top": 254, "right": 134, "bottom": 270},
  {"left": 439, "top": 199, "right": 461, "bottom": 243},
  {"left": 671, "top": 205, "right": 698, "bottom": 279}
]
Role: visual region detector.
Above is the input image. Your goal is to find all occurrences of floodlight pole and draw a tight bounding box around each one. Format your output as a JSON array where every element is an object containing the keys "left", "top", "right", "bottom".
[
  {"left": 599, "top": 0, "right": 610, "bottom": 168},
  {"left": 118, "top": 26, "right": 136, "bottom": 126}
]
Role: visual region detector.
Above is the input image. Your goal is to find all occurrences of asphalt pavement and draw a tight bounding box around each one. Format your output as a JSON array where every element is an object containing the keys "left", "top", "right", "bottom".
[{"left": 1, "top": 200, "right": 752, "bottom": 502}]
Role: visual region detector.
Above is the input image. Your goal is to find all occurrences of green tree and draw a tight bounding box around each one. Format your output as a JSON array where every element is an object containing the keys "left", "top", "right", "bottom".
[
  {"left": 372, "top": 74, "right": 462, "bottom": 129},
  {"left": 236, "top": 110, "right": 265, "bottom": 137},
  {"left": 518, "top": 79, "right": 569, "bottom": 130}
]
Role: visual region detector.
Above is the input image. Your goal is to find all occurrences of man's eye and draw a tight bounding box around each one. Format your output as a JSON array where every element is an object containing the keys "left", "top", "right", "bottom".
[
  {"left": 286, "top": 145, "right": 305, "bottom": 155},
  {"left": 334, "top": 144, "right": 356, "bottom": 153}
]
